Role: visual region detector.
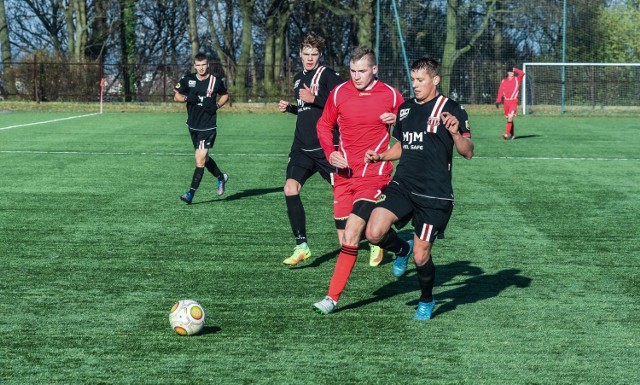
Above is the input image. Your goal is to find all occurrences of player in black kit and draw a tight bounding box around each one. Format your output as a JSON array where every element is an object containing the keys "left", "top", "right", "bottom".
[
  {"left": 174, "top": 53, "right": 229, "bottom": 204},
  {"left": 277, "top": 33, "right": 343, "bottom": 266},
  {"left": 364, "top": 56, "right": 474, "bottom": 320}
]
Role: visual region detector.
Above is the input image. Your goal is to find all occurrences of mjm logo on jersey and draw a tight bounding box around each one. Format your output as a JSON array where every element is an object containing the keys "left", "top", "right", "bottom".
[
  {"left": 403, "top": 131, "right": 423, "bottom": 145},
  {"left": 399, "top": 108, "right": 410, "bottom": 121}
]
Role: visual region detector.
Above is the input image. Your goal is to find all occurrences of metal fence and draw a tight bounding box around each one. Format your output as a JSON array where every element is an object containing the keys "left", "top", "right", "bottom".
[{"left": 0, "top": 58, "right": 298, "bottom": 104}]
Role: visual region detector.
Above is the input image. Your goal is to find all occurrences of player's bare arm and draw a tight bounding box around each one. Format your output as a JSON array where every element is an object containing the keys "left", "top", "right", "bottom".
[
  {"left": 379, "top": 112, "right": 396, "bottom": 125},
  {"left": 298, "top": 84, "right": 316, "bottom": 104},
  {"left": 442, "top": 112, "right": 474, "bottom": 160},
  {"left": 328, "top": 151, "right": 349, "bottom": 169},
  {"left": 277, "top": 100, "right": 289, "bottom": 112},
  {"left": 173, "top": 89, "right": 186, "bottom": 103},
  {"left": 217, "top": 94, "right": 229, "bottom": 108},
  {"left": 365, "top": 142, "right": 402, "bottom": 163}
]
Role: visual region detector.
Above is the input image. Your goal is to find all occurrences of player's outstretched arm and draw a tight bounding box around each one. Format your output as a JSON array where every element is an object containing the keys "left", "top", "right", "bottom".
[
  {"left": 365, "top": 142, "right": 402, "bottom": 163},
  {"left": 278, "top": 100, "right": 298, "bottom": 115}
]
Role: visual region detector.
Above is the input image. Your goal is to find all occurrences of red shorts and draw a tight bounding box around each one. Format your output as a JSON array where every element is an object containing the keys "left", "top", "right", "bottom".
[
  {"left": 333, "top": 175, "right": 391, "bottom": 219},
  {"left": 503, "top": 99, "right": 518, "bottom": 116}
]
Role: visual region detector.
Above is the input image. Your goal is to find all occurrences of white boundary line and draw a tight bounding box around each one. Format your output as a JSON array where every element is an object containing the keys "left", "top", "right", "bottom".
[
  {"left": 0, "top": 113, "right": 100, "bottom": 131},
  {"left": 0, "top": 150, "right": 637, "bottom": 161}
]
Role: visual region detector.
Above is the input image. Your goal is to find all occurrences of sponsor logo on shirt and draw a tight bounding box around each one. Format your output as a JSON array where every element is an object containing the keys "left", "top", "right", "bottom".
[
  {"left": 294, "top": 79, "right": 301, "bottom": 88},
  {"left": 399, "top": 108, "right": 410, "bottom": 120},
  {"left": 427, "top": 116, "right": 440, "bottom": 133},
  {"left": 403, "top": 131, "right": 424, "bottom": 150},
  {"left": 359, "top": 92, "right": 371, "bottom": 96},
  {"left": 188, "top": 80, "right": 196, "bottom": 87}
]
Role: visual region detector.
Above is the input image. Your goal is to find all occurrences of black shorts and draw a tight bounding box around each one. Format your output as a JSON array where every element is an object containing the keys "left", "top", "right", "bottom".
[
  {"left": 190, "top": 129, "right": 217, "bottom": 150},
  {"left": 286, "top": 148, "right": 335, "bottom": 186},
  {"left": 375, "top": 180, "right": 453, "bottom": 243}
]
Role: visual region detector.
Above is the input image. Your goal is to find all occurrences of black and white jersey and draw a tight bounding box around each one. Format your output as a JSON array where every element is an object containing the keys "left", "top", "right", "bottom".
[
  {"left": 290, "top": 66, "right": 342, "bottom": 151},
  {"left": 392, "top": 95, "right": 471, "bottom": 200},
  {"left": 175, "top": 73, "right": 228, "bottom": 131}
]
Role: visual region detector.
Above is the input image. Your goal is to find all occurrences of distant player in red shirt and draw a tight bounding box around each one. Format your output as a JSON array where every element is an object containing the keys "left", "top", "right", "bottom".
[
  {"left": 312, "top": 47, "right": 404, "bottom": 315},
  {"left": 495, "top": 66, "right": 525, "bottom": 140}
]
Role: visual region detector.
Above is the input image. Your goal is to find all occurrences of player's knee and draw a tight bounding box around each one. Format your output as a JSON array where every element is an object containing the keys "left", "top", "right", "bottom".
[
  {"left": 365, "top": 223, "right": 384, "bottom": 244},
  {"left": 412, "top": 244, "right": 432, "bottom": 265},
  {"left": 283, "top": 180, "right": 301, "bottom": 196}
]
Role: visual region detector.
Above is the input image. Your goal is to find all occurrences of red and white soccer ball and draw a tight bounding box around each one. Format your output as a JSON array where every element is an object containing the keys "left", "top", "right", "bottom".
[{"left": 169, "top": 299, "right": 206, "bottom": 336}]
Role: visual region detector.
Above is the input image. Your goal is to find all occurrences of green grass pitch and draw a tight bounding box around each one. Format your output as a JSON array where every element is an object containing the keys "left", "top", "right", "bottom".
[{"left": 0, "top": 108, "right": 638, "bottom": 384}]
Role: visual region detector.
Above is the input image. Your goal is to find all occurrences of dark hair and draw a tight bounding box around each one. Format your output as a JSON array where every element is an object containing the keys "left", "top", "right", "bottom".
[
  {"left": 411, "top": 56, "right": 440, "bottom": 78},
  {"left": 301, "top": 33, "right": 325, "bottom": 52},
  {"left": 350, "top": 47, "right": 376, "bottom": 66},
  {"left": 194, "top": 53, "right": 208, "bottom": 62}
]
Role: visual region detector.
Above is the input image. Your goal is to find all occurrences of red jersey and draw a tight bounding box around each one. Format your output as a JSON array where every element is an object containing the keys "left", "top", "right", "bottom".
[
  {"left": 317, "top": 79, "right": 404, "bottom": 178},
  {"left": 495, "top": 67, "right": 525, "bottom": 102}
]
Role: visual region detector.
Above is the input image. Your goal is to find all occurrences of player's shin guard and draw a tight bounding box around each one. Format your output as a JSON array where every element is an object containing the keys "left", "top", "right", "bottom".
[
  {"left": 416, "top": 258, "right": 436, "bottom": 303},
  {"left": 205, "top": 156, "right": 222, "bottom": 178},
  {"left": 327, "top": 244, "right": 359, "bottom": 302},
  {"left": 375, "top": 229, "right": 410, "bottom": 256},
  {"left": 190, "top": 167, "right": 205, "bottom": 193},
  {"left": 285, "top": 194, "right": 307, "bottom": 245}
]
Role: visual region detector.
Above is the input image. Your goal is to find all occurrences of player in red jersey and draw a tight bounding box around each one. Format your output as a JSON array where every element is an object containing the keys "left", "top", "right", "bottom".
[
  {"left": 312, "top": 47, "right": 405, "bottom": 315},
  {"left": 365, "top": 56, "right": 473, "bottom": 320},
  {"left": 495, "top": 66, "right": 525, "bottom": 140},
  {"left": 277, "top": 33, "right": 384, "bottom": 267}
]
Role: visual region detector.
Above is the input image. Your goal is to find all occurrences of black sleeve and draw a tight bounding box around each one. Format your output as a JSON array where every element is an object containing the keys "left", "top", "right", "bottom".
[
  {"left": 453, "top": 104, "right": 471, "bottom": 136},
  {"left": 174, "top": 76, "right": 190, "bottom": 96},
  {"left": 215, "top": 77, "right": 228, "bottom": 96},
  {"left": 392, "top": 113, "right": 403, "bottom": 142},
  {"left": 286, "top": 104, "right": 298, "bottom": 115},
  {"left": 314, "top": 70, "right": 342, "bottom": 108}
]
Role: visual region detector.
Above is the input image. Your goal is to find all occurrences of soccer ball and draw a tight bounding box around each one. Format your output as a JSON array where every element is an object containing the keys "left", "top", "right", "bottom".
[{"left": 169, "top": 299, "right": 206, "bottom": 336}]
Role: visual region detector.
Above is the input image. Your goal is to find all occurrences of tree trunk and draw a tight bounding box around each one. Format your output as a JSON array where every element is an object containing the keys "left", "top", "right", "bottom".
[
  {"left": 120, "top": 0, "right": 137, "bottom": 102},
  {"left": 263, "top": 0, "right": 291, "bottom": 97},
  {"left": 0, "top": 0, "right": 17, "bottom": 96},
  {"left": 441, "top": 0, "right": 496, "bottom": 96},
  {"left": 205, "top": 0, "right": 234, "bottom": 82},
  {"left": 86, "top": 0, "right": 109, "bottom": 60},
  {"left": 187, "top": 0, "right": 199, "bottom": 57},
  {"left": 356, "top": 0, "right": 374, "bottom": 47},
  {"left": 234, "top": 0, "right": 254, "bottom": 102}
]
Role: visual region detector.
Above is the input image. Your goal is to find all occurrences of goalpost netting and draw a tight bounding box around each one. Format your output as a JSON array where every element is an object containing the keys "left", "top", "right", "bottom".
[{"left": 522, "top": 63, "right": 640, "bottom": 114}]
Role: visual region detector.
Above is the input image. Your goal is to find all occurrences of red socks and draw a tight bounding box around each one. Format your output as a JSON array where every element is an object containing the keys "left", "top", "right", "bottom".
[
  {"left": 506, "top": 121, "right": 514, "bottom": 136},
  {"left": 327, "top": 244, "right": 359, "bottom": 301}
]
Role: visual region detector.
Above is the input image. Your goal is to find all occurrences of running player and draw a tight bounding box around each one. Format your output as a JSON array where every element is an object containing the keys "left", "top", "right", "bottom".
[
  {"left": 495, "top": 66, "right": 525, "bottom": 140},
  {"left": 174, "top": 53, "right": 229, "bottom": 204},
  {"left": 278, "top": 34, "right": 384, "bottom": 267},
  {"left": 365, "top": 56, "right": 474, "bottom": 320},
  {"left": 312, "top": 47, "right": 404, "bottom": 315}
]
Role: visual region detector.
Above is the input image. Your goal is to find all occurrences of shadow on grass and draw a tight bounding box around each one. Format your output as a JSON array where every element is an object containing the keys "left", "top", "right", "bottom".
[
  {"left": 191, "top": 187, "right": 281, "bottom": 204},
  {"left": 512, "top": 134, "right": 540, "bottom": 140},
  {"left": 289, "top": 248, "right": 340, "bottom": 270},
  {"left": 199, "top": 325, "right": 222, "bottom": 335},
  {"left": 337, "top": 261, "right": 531, "bottom": 317}
]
